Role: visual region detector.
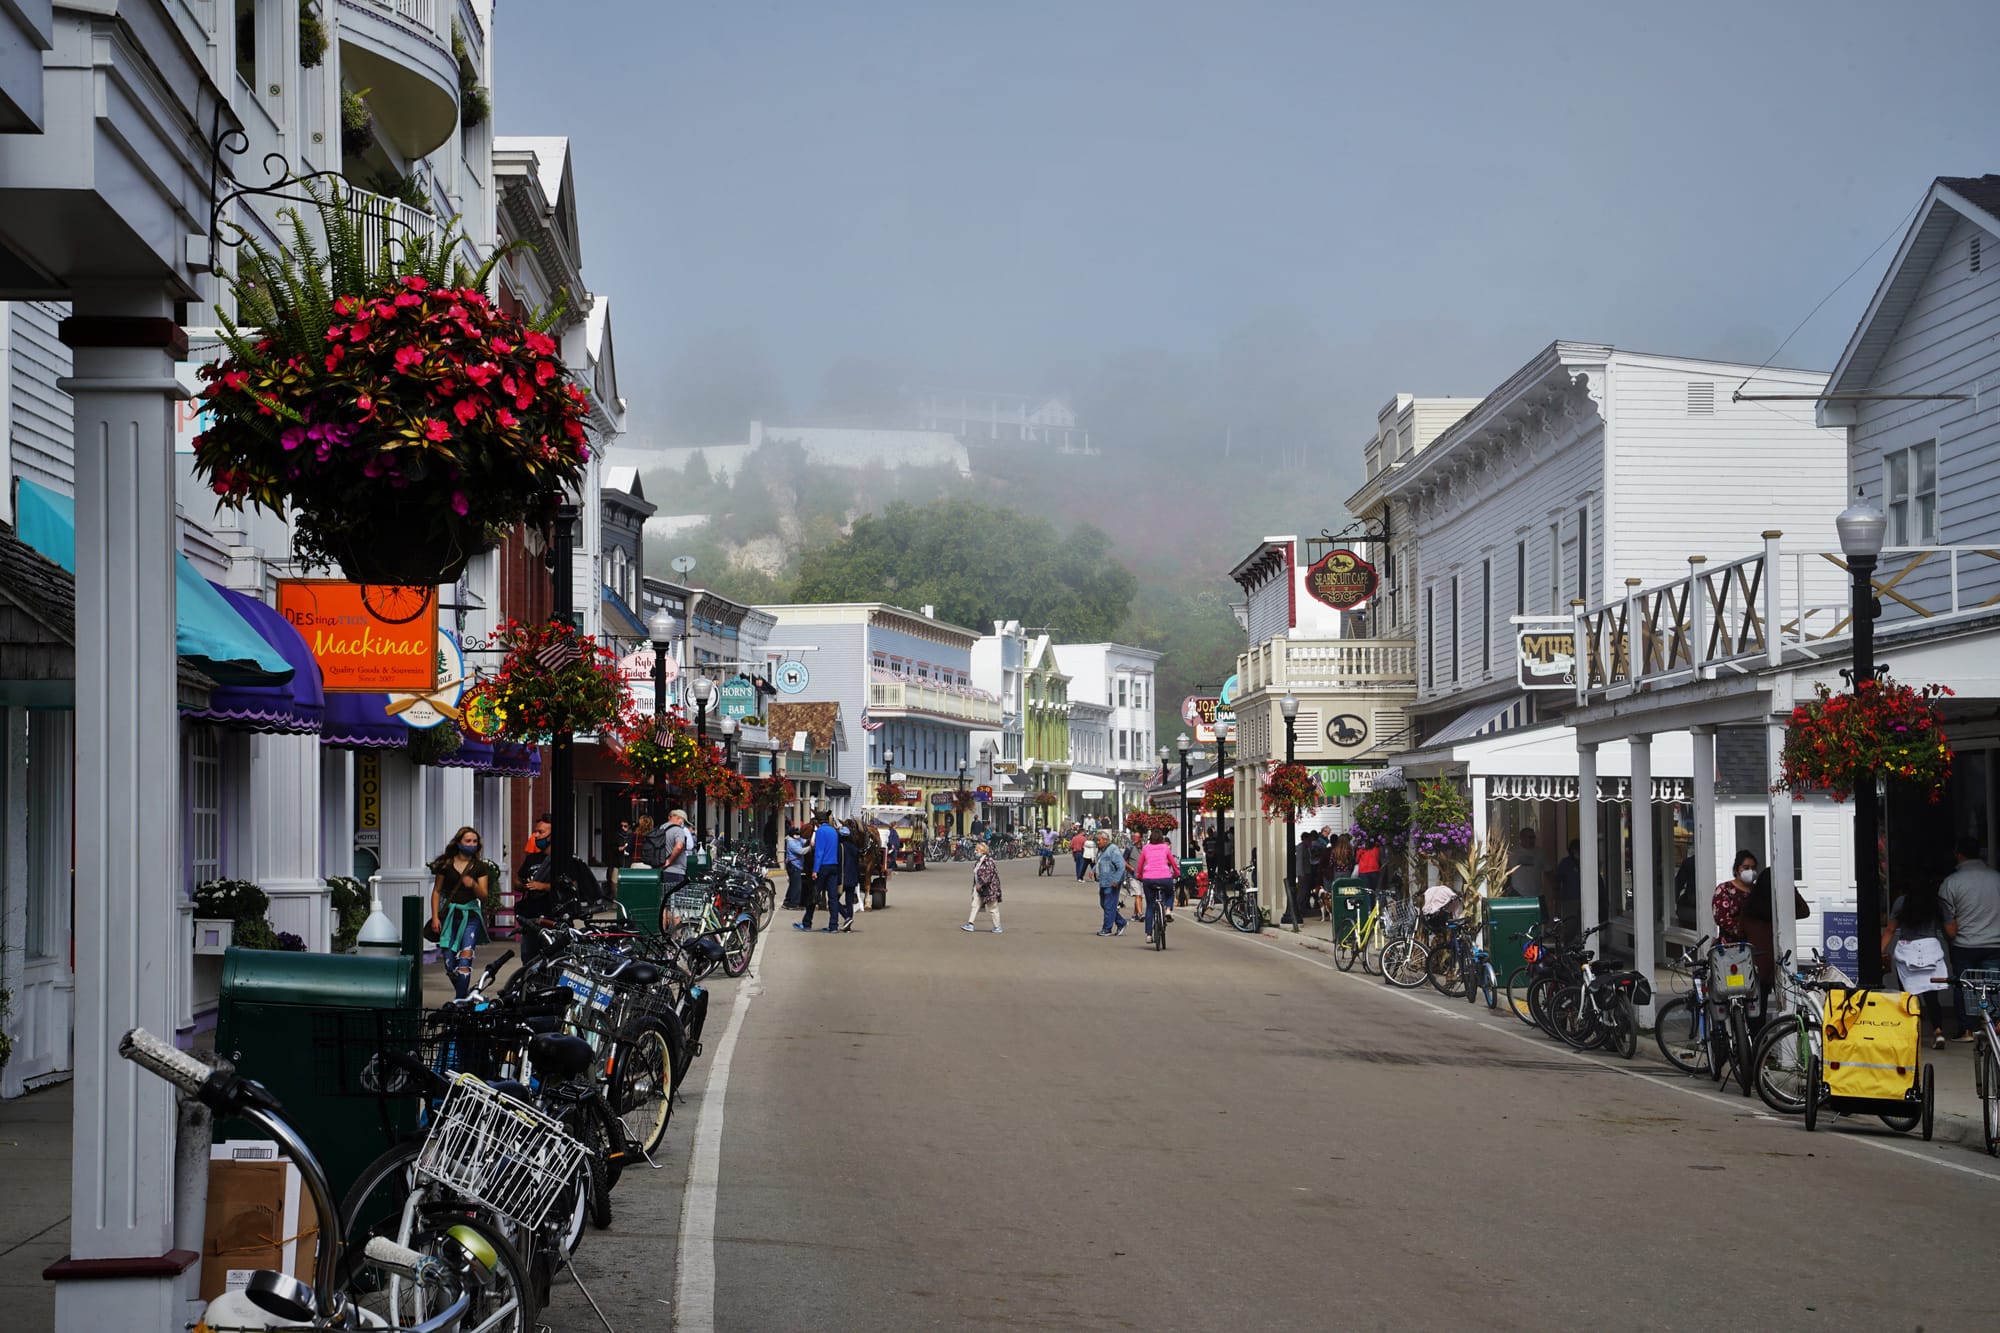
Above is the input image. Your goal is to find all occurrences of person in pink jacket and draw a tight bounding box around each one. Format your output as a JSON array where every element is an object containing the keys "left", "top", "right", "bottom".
[{"left": 1134, "top": 829, "right": 1180, "bottom": 942}]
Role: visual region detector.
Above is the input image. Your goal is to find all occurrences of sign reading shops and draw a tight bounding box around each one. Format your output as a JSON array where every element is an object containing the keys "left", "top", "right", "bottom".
[
  {"left": 1488, "top": 774, "right": 1692, "bottom": 803},
  {"left": 1304, "top": 548, "right": 1379, "bottom": 611}
]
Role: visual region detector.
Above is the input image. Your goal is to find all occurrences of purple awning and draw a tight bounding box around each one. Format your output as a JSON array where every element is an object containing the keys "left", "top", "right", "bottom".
[
  {"left": 181, "top": 584, "right": 324, "bottom": 733},
  {"left": 489, "top": 742, "right": 542, "bottom": 776},
  {"left": 321, "top": 691, "right": 410, "bottom": 749},
  {"left": 438, "top": 736, "right": 495, "bottom": 769}
]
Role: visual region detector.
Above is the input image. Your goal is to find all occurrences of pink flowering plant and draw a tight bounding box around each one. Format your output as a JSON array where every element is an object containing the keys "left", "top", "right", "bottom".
[{"left": 193, "top": 182, "right": 593, "bottom": 583}]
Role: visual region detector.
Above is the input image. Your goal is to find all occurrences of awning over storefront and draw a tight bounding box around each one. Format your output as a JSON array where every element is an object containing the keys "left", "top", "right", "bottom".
[
  {"left": 321, "top": 692, "right": 411, "bottom": 749},
  {"left": 437, "top": 736, "right": 495, "bottom": 769},
  {"left": 1423, "top": 696, "right": 1529, "bottom": 748},
  {"left": 1396, "top": 721, "right": 1692, "bottom": 784},
  {"left": 14, "top": 479, "right": 292, "bottom": 686},
  {"left": 1067, "top": 771, "right": 1112, "bottom": 795},
  {"left": 183, "top": 584, "right": 325, "bottom": 733},
  {"left": 489, "top": 742, "right": 543, "bottom": 777}
]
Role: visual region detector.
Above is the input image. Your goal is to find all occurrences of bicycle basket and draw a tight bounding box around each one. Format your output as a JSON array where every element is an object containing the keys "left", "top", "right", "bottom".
[
  {"left": 665, "top": 887, "right": 710, "bottom": 918},
  {"left": 414, "top": 1074, "right": 587, "bottom": 1231}
]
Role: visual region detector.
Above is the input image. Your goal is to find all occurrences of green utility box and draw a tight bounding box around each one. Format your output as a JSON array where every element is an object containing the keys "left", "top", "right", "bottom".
[
  {"left": 1485, "top": 896, "right": 1543, "bottom": 968},
  {"left": 617, "top": 867, "right": 662, "bottom": 933},
  {"left": 215, "top": 948, "right": 421, "bottom": 1205},
  {"left": 1329, "top": 876, "right": 1371, "bottom": 943}
]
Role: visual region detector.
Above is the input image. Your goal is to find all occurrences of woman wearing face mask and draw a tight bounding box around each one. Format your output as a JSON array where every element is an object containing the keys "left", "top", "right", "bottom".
[
  {"left": 1713, "top": 849, "right": 1807, "bottom": 1002},
  {"left": 429, "top": 826, "right": 493, "bottom": 999},
  {"left": 1713, "top": 850, "right": 1760, "bottom": 952}
]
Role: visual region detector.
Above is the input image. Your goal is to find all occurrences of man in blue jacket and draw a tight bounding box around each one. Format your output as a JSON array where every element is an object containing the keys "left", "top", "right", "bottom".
[{"left": 796, "top": 810, "right": 843, "bottom": 932}]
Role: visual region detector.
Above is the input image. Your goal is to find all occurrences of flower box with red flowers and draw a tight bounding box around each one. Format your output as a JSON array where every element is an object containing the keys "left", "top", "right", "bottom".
[
  {"left": 192, "top": 186, "right": 595, "bottom": 584},
  {"left": 1200, "top": 776, "right": 1234, "bottom": 813},
  {"left": 1776, "top": 676, "right": 1954, "bottom": 802},
  {"left": 482, "top": 620, "right": 625, "bottom": 742},
  {"left": 1259, "top": 763, "right": 1320, "bottom": 819}
]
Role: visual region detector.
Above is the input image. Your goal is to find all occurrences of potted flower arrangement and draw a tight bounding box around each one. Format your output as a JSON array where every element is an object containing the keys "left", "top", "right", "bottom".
[
  {"left": 192, "top": 184, "right": 595, "bottom": 584},
  {"left": 876, "top": 781, "right": 909, "bottom": 804},
  {"left": 1031, "top": 790, "right": 1058, "bottom": 809},
  {"left": 192, "top": 878, "right": 278, "bottom": 953},
  {"left": 1259, "top": 763, "right": 1320, "bottom": 819},
  {"left": 1124, "top": 809, "right": 1178, "bottom": 836},
  {"left": 609, "top": 710, "right": 698, "bottom": 781},
  {"left": 1775, "top": 676, "right": 1954, "bottom": 802},
  {"left": 1350, "top": 786, "right": 1411, "bottom": 853},
  {"left": 483, "top": 619, "right": 626, "bottom": 742},
  {"left": 1409, "top": 779, "right": 1474, "bottom": 868},
  {"left": 1200, "top": 776, "right": 1234, "bottom": 813},
  {"left": 328, "top": 875, "right": 370, "bottom": 953},
  {"left": 749, "top": 776, "right": 795, "bottom": 814}
]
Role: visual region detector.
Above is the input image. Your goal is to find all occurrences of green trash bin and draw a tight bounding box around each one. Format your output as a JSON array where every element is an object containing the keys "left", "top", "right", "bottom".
[
  {"left": 618, "top": 866, "right": 662, "bottom": 932},
  {"left": 215, "top": 948, "right": 421, "bottom": 1205},
  {"left": 1329, "top": 875, "right": 1370, "bottom": 944},
  {"left": 1485, "top": 896, "right": 1543, "bottom": 979}
]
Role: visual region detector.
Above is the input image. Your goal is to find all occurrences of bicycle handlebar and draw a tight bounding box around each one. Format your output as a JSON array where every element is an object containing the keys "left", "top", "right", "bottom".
[{"left": 120, "top": 1027, "right": 212, "bottom": 1098}]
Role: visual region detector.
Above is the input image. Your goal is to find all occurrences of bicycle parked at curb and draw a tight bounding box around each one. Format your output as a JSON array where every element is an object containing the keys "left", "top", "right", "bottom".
[
  {"left": 1962, "top": 967, "right": 2000, "bottom": 1155},
  {"left": 1748, "top": 950, "right": 1846, "bottom": 1116},
  {"left": 1195, "top": 865, "right": 1263, "bottom": 933}
]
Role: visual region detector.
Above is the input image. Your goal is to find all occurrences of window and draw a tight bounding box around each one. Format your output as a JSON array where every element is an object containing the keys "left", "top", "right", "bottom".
[
  {"left": 1575, "top": 505, "right": 1590, "bottom": 603},
  {"left": 234, "top": 0, "right": 258, "bottom": 89},
  {"left": 187, "top": 724, "right": 222, "bottom": 891},
  {"left": 1117, "top": 677, "right": 1127, "bottom": 707},
  {"left": 1547, "top": 523, "right": 1562, "bottom": 613},
  {"left": 1515, "top": 540, "right": 1527, "bottom": 616},
  {"left": 1118, "top": 730, "right": 1128, "bottom": 760},
  {"left": 1449, "top": 576, "right": 1461, "bottom": 682},
  {"left": 1885, "top": 441, "right": 1938, "bottom": 545},
  {"left": 1424, "top": 586, "right": 1435, "bottom": 688},
  {"left": 1481, "top": 560, "right": 1493, "bottom": 674}
]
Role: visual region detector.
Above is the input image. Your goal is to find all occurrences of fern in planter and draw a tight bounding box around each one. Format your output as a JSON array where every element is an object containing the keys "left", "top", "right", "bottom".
[
  {"left": 452, "top": 25, "right": 491, "bottom": 129},
  {"left": 299, "top": 2, "right": 328, "bottom": 68}
]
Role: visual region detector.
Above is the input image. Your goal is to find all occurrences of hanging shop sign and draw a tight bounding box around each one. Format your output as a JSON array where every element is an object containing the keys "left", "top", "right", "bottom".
[
  {"left": 388, "top": 630, "right": 466, "bottom": 729},
  {"left": 1514, "top": 619, "right": 1627, "bottom": 691},
  {"left": 1325, "top": 713, "right": 1369, "bottom": 750},
  {"left": 1487, "top": 774, "right": 1692, "bottom": 804},
  {"left": 773, "top": 660, "right": 810, "bottom": 694},
  {"left": 1304, "top": 548, "right": 1380, "bottom": 611},
  {"left": 355, "top": 750, "right": 380, "bottom": 850},
  {"left": 1184, "top": 695, "right": 1221, "bottom": 744},
  {"left": 277, "top": 579, "right": 438, "bottom": 693},
  {"left": 718, "top": 676, "right": 759, "bottom": 720},
  {"left": 1309, "top": 766, "right": 1382, "bottom": 799}
]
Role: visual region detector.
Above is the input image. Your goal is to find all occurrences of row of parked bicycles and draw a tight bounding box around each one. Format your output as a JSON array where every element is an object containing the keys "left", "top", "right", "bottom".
[
  {"left": 122, "top": 850, "right": 780, "bottom": 1331},
  {"left": 1327, "top": 885, "right": 2000, "bottom": 1146}
]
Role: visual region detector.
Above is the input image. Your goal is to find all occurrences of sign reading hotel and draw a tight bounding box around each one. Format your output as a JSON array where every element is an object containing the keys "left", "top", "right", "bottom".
[
  {"left": 1304, "top": 548, "right": 1379, "bottom": 611},
  {"left": 276, "top": 580, "right": 438, "bottom": 693}
]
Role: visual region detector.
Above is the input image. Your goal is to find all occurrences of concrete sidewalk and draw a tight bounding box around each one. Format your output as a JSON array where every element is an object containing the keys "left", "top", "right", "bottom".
[
  {"left": 1246, "top": 917, "right": 1999, "bottom": 1150},
  {"left": 0, "top": 1077, "right": 70, "bottom": 1332}
]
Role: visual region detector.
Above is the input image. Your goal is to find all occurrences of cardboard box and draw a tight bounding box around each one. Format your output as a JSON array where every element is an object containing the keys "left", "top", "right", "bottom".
[{"left": 199, "top": 1143, "right": 320, "bottom": 1303}]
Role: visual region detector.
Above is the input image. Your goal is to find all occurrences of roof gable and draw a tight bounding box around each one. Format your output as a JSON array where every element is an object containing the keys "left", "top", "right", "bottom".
[{"left": 1824, "top": 175, "right": 2000, "bottom": 404}]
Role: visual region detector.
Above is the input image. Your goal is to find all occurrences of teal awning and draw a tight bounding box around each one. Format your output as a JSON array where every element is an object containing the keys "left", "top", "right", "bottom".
[{"left": 14, "top": 479, "right": 293, "bottom": 686}]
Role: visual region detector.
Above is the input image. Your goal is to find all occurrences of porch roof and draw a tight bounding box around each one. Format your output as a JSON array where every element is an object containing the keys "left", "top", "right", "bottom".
[{"left": 1392, "top": 720, "right": 1693, "bottom": 780}]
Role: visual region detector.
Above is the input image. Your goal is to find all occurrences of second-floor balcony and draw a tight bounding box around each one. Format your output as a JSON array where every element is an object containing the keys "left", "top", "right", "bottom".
[
  {"left": 1237, "top": 637, "right": 1419, "bottom": 695},
  {"left": 339, "top": 0, "right": 459, "bottom": 161},
  {"left": 868, "top": 679, "right": 1004, "bottom": 727}
]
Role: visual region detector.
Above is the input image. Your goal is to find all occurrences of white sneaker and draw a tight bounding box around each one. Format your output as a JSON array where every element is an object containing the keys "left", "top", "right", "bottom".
[
  {"left": 991, "top": 927, "right": 1003, "bottom": 933},
  {"left": 962, "top": 923, "right": 976, "bottom": 932}
]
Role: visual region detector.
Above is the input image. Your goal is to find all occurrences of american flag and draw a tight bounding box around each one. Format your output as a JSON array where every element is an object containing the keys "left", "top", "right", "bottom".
[
  {"left": 536, "top": 636, "right": 582, "bottom": 671},
  {"left": 860, "top": 709, "right": 883, "bottom": 733}
]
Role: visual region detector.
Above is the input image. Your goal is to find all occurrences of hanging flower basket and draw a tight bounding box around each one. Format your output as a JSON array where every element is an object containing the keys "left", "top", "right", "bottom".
[
  {"left": 609, "top": 711, "right": 697, "bottom": 781},
  {"left": 750, "top": 777, "right": 796, "bottom": 813},
  {"left": 1259, "top": 763, "right": 1320, "bottom": 819},
  {"left": 1775, "top": 676, "right": 1954, "bottom": 802},
  {"left": 876, "top": 781, "right": 909, "bottom": 804},
  {"left": 1350, "top": 787, "right": 1411, "bottom": 851},
  {"left": 1200, "top": 776, "right": 1234, "bottom": 813},
  {"left": 1031, "top": 790, "right": 1059, "bottom": 808},
  {"left": 1409, "top": 779, "right": 1474, "bottom": 860},
  {"left": 1124, "top": 809, "right": 1178, "bottom": 835},
  {"left": 483, "top": 620, "right": 625, "bottom": 742},
  {"left": 192, "top": 183, "right": 594, "bottom": 584},
  {"left": 950, "top": 788, "right": 978, "bottom": 813}
]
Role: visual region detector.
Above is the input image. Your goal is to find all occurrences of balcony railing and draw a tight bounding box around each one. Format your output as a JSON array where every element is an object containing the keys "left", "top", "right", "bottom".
[
  {"left": 1575, "top": 534, "right": 2000, "bottom": 701},
  {"left": 1237, "top": 637, "right": 1419, "bottom": 694},
  {"left": 868, "top": 680, "right": 1004, "bottom": 726},
  {"left": 344, "top": 185, "right": 446, "bottom": 265},
  {"left": 367, "top": 0, "right": 437, "bottom": 29}
]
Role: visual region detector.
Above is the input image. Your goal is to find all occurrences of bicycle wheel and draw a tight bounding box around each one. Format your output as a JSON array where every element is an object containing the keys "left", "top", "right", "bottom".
[
  {"left": 352, "top": 1207, "right": 537, "bottom": 1333},
  {"left": 1504, "top": 966, "right": 1537, "bottom": 1025},
  {"left": 1196, "top": 887, "right": 1224, "bottom": 924},
  {"left": 1154, "top": 912, "right": 1166, "bottom": 950},
  {"left": 1550, "top": 989, "right": 1603, "bottom": 1050},
  {"left": 1980, "top": 1042, "right": 2000, "bottom": 1156},
  {"left": 1426, "top": 941, "right": 1467, "bottom": 998},
  {"left": 1379, "top": 938, "right": 1430, "bottom": 989},
  {"left": 1227, "top": 893, "right": 1262, "bottom": 934},
  {"left": 1729, "top": 1006, "right": 1753, "bottom": 1097},
  {"left": 1474, "top": 961, "right": 1498, "bottom": 1010},
  {"left": 1802, "top": 1054, "right": 1822, "bottom": 1132},
  {"left": 1361, "top": 922, "right": 1386, "bottom": 975},
  {"left": 1750, "top": 1016, "right": 1815, "bottom": 1115},
  {"left": 1333, "top": 924, "right": 1361, "bottom": 972},
  {"left": 755, "top": 883, "right": 776, "bottom": 932},
  {"left": 1607, "top": 994, "right": 1638, "bottom": 1059},
  {"left": 340, "top": 1138, "right": 424, "bottom": 1277},
  {"left": 1526, "top": 975, "right": 1564, "bottom": 1037},
  {"left": 722, "top": 918, "right": 758, "bottom": 978},
  {"left": 611, "top": 1015, "right": 679, "bottom": 1157},
  {"left": 574, "top": 1094, "right": 625, "bottom": 1226},
  {"left": 1653, "top": 996, "right": 1709, "bottom": 1075}
]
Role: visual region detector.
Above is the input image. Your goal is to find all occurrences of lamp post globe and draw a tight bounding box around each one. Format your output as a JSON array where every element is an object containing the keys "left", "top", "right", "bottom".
[{"left": 717, "top": 714, "right": 738, "bottom": 848}]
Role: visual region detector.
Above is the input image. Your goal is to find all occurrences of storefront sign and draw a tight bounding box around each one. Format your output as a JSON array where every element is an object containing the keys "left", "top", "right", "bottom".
[
  {"left": 773, "top": 660, "right": 810, "bottom": 694},
  {"left": 1822, "top": 911, "right": 1859, "bottom": 979},
  {"left": 389, "top": 630, "right": 465, "bottom": 729},
  {"left": 1488, "top": 774, "right": 1692, "bottom": 803},
  {"left": 356, "top": 751, "right": 380, "bottom": 849},
  {"left": 277, "top": 580, "right": 438, "bottom": 693},
  {"left": 1309, "top": 766, "right": 1381, "bottom": 799},
  {"left": 718, "top": 676, "right": 758, "bottom": 720},
  {"left": 1515, "top": 627, "right": 1578, "bottom": 690},
  {"left": 1326, "top": 713, "right": 1369, "bottom": 749},
  {"left": 1303, "top": 548, "right": 1379, "bottom": 611}
]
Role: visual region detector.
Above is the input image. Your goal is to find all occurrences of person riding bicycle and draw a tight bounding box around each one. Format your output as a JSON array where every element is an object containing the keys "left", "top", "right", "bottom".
[{"left": 1134, "top": 829, "right": 1179, "bottom": 943}]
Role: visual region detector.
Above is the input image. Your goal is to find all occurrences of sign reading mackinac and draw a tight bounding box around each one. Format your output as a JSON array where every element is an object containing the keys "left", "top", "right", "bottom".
[
  {"left": 276, "top": 579, "right": 437, "bottom": 693},
  {"left": 1304, "top": 548, "right": 1379, "bottom": 611}
]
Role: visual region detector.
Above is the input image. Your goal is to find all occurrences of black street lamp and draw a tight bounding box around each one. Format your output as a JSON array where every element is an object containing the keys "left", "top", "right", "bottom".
[
  {"left": 957, "top": 760, "right": 969, "bottom": 839},
  {"left": 646, "top": 608, "right": 678, "bottom": 826},
  {"left": 1837, "top": 496, "right": 1889, "bottom": 988},
  {"left": 1177, "top": 731, "right": 1192, "bottom": 859},
  {"left": 1280, "top": 693, "right": 1301, "bottom": 930},
  {"left": 718, "top": 714, "right": 739, "bottom": 849},
  {"left": 549, "top": 503, "right": 579, "bottom": 880},
  {"left": 690, "top": 675, "right": 717, "bottom": 848}
]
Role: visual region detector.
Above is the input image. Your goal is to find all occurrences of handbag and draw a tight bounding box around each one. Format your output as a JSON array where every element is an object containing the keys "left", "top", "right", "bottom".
[{"left": 422, "top": 917, "right": 442, "bottom": 944}]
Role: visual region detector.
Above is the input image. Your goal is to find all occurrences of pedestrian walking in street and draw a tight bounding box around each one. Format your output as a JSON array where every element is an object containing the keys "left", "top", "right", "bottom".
[
  {"left": 1038, "top": 824, "right": 1057, "bottom": 875},
  {"left": 1081, "top": 831, "right": 1099, "bottom": 883},
  {"left": 1134, "top": 828, "right": 1178, "bottom": 943},
  {"left": 797, "top": 811, "right": 842, "bottom": 931},
  {"left": 649, "top": 809, "right": 695, "bottom": 935},
  {"left": 837, "top": 817, "right": 866, "bottom": 930},
  {"left": 783, "top": 822, "right": 807, "bottom": 909},
  {"left": 964, "top": 843, "right": 1003, "bottom": 932},
  {"left": 1070, "top": 828, "right": 1088, "bottom": 880},
  {"left": 428, "top": 826, "right": 491, "bottom": 999},
  {"left": 1884, "top": 871, "right": 1956, "bottom": 1048},
  {"left": 1092, "top": 833, "right": 1128, "bottom": 936},
  {"left": 1942, "top": 835, "right": 2000, "bottom": 1040},
  {"left": 516, "top": 813, "right": 556, "bottom": 964}
]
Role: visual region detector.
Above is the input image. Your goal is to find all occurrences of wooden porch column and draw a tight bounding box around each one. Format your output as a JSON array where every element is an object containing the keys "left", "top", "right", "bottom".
[
  {"left": 1691, "top": 726, "right": 1718, "bottom": 943},
  {"left": 1578, "top": 742, "right": 1600, "bottom": 944},
  {"left": 1766, "top": 720, "right": 1800, "bottom": 967},
  {"left": 1630, "top": 734, "right": 1658, "bottom": 1014}
]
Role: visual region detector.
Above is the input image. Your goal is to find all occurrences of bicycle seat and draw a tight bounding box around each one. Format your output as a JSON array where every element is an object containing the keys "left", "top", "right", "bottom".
[
  {"left": 528, "top": 1032, "right": 596, "bottom": 1081},
  {"left": 521, "top": 1013, "right": 564, "bottom": 1035},
  {"left": 487, "top": 1077, "right": 533, "bottom": 1102},
  {"left": 607, "top": 959, "right": 662, "bottom": 987}
]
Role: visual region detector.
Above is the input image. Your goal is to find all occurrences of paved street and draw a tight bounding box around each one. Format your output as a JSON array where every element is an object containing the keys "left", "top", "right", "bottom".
[{"left": 541, "top": 868, "right": 2000, "bottom": 1332}]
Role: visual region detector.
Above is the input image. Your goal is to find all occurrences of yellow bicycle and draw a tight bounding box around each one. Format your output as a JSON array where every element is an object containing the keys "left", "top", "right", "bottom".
[{"left": 1333, "top": 886, "right": 1388, "bottom": 974}]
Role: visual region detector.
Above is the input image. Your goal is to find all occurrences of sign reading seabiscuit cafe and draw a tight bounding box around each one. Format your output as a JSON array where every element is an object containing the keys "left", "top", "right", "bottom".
[
  {"left": 1304, "top": 548, "right": 1379, "bottom": 611},
  {"left": 1488, "top": 774, "right": 1692, "bottom": 803}
]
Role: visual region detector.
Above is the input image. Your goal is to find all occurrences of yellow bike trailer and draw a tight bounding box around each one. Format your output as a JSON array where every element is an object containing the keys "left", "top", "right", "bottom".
[{"left": 1802, "top": 988, "right": 1935, "bottom": 1139}]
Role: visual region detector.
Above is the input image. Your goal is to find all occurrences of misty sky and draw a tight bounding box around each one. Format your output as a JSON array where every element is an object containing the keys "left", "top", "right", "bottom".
[{"left": 498, "top": 0, "right": 2000, "bottom": 478}]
